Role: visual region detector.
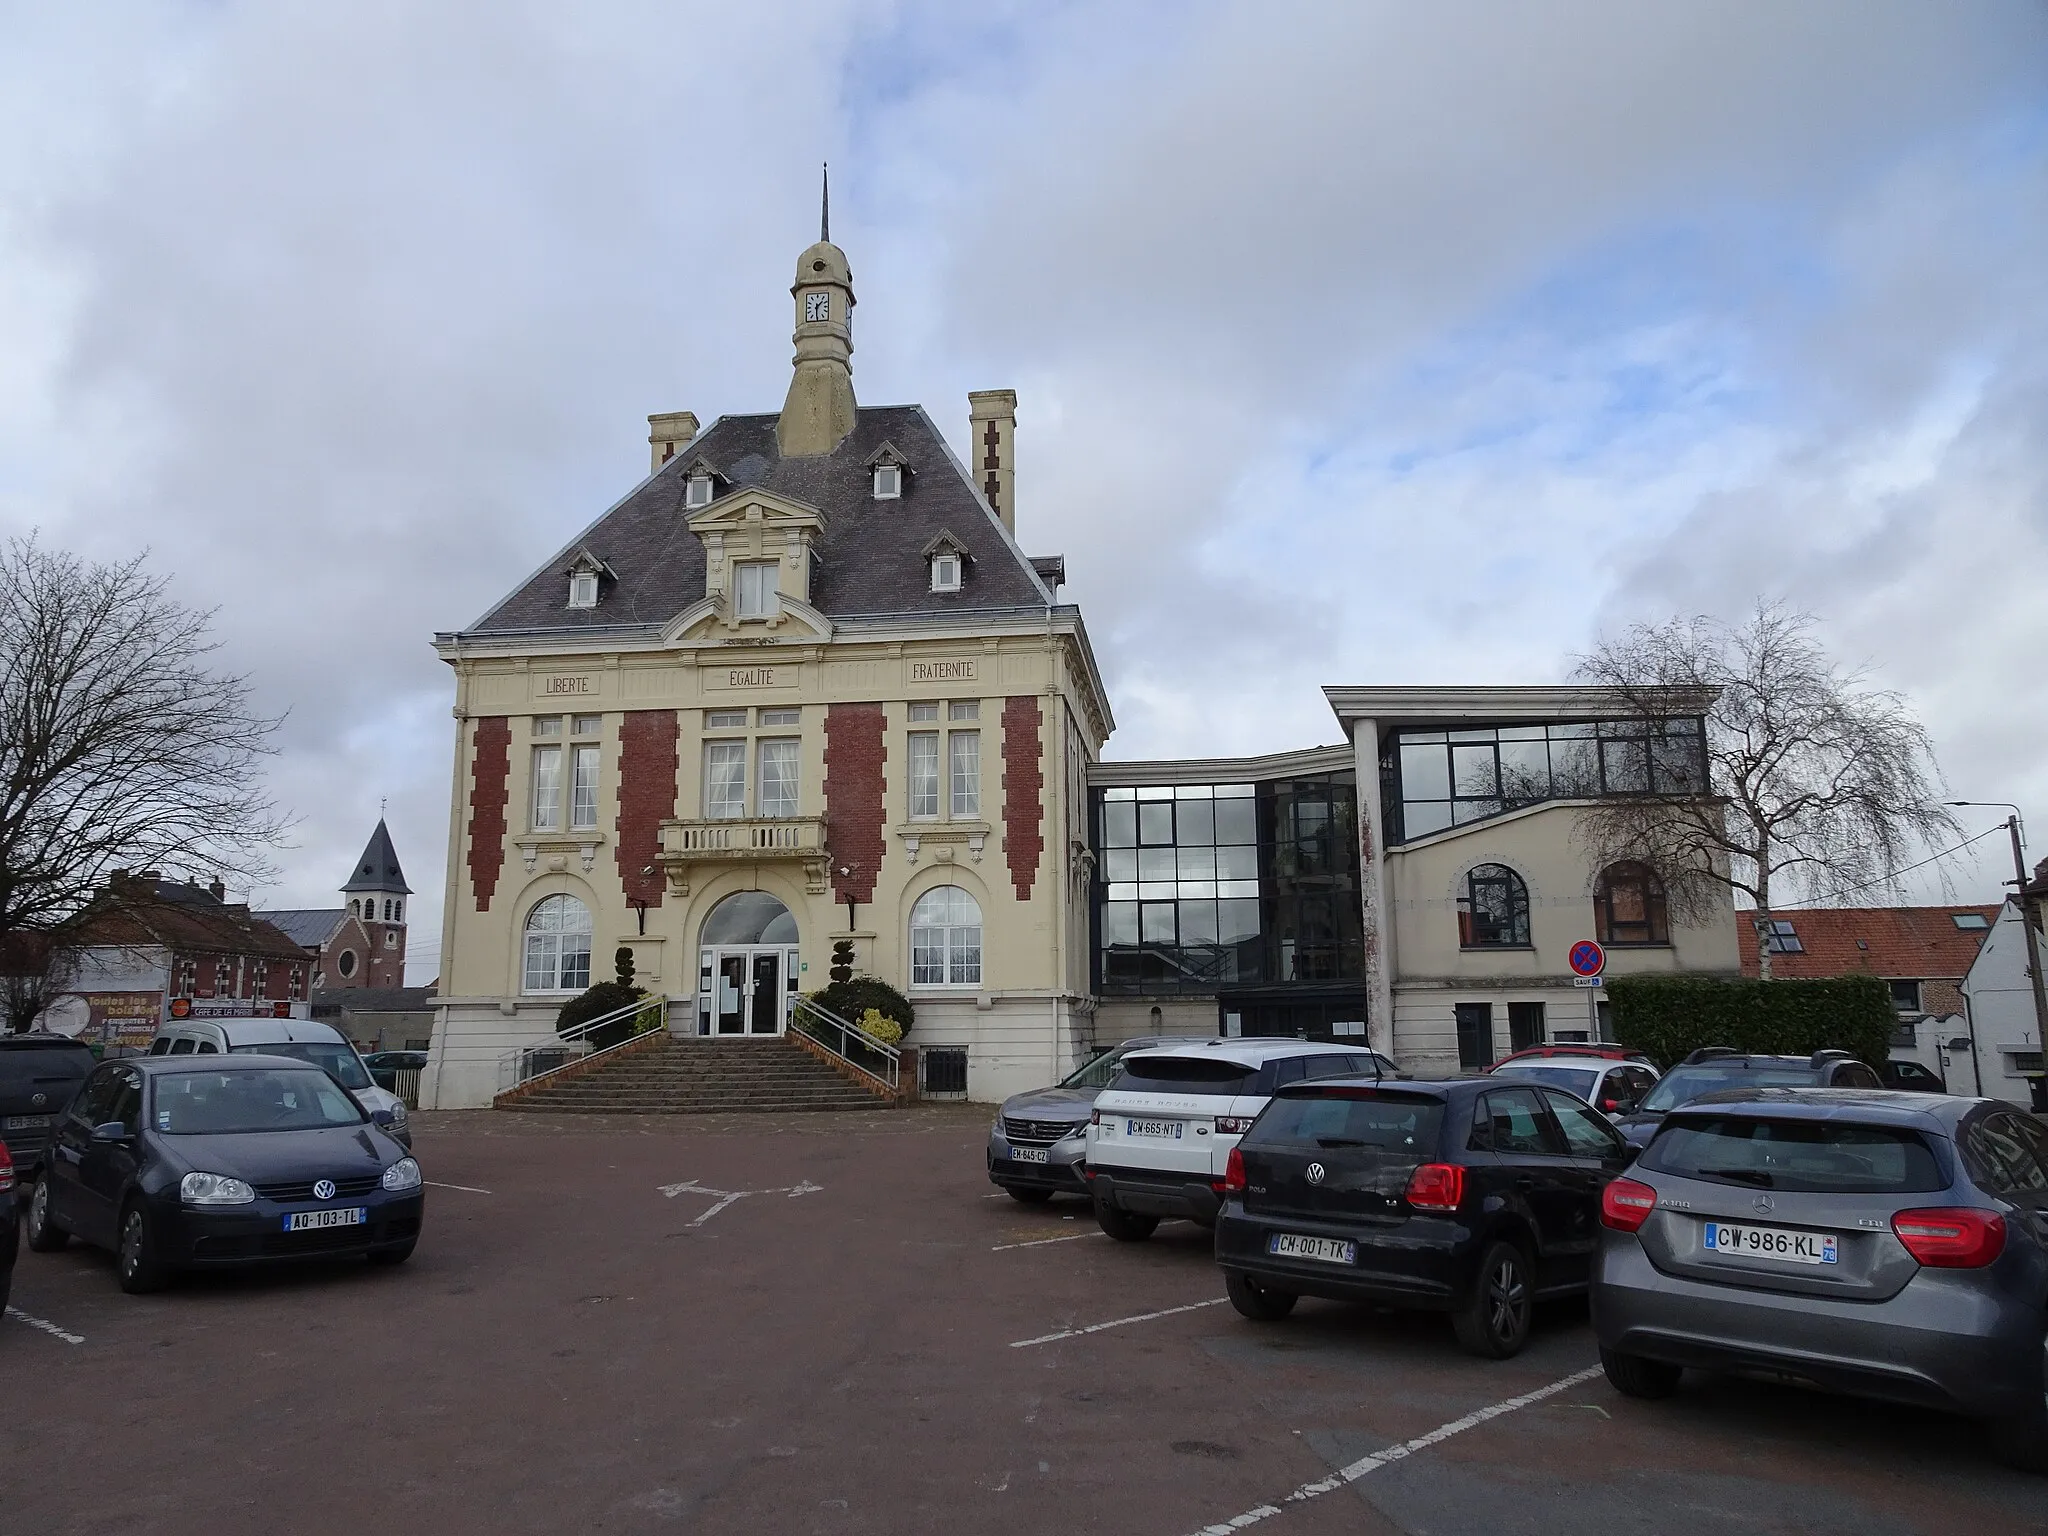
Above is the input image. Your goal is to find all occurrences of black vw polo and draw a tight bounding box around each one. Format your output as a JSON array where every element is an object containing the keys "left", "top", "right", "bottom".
[
  {"left": 1214, "top": 1075, "right": 1632, "bottom": 1357},
  {"left": 26, "top": 1054, "right": 424, "bottom": 1293}
]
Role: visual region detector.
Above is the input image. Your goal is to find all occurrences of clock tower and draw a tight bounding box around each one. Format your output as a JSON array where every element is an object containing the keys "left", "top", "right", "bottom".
[{"left": 777, "top": 169, "right": 858, "bottom": 457}]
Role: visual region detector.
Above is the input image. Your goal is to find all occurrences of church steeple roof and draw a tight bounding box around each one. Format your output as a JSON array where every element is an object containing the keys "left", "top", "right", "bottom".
[{"left": 341, "top": 819, "right": 413, "bottom": 896}]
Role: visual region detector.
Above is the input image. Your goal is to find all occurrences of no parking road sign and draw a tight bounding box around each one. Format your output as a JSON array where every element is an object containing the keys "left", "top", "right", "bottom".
[{"left": 1569, "top": 940, "right": 1605, "bottom": 987}]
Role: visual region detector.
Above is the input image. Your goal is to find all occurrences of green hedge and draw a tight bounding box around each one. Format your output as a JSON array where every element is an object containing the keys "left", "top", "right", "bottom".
[
  {"left": 811, "top": 976, "right": 915, "bottom": 1037},
  {"left": 1606, "top": 974, "right": 1895, "bottom": 1070}
]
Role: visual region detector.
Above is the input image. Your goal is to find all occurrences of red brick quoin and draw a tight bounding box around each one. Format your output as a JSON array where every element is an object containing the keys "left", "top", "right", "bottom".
[
  {"left": 824, "top": 703, "right": 886, "bottom": 905},
  {"left": 467, "top": 716, "right": 511, "bottom": 911},
  {"left": 1002, "top": 696, "right": 1045, "bottom": 901},
  {"left": 615, "top": 710, "right": 680, "bottom": 907}
]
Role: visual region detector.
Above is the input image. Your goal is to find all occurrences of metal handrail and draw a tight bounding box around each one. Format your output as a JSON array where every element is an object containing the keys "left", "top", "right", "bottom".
[
  {"left": 496, "top": 994, "right": 667, "bottom": 1094},
  {"left": 788, "top": 994, "right": 899, "bottom": 1094}
]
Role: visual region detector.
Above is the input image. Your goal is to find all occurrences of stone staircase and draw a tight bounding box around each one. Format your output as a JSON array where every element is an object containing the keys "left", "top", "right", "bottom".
[{"left": 497, "top": 1035, "right": 893, "bottom": 1115}]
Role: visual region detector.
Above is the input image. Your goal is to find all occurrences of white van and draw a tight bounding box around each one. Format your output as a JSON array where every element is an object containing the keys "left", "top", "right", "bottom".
[
  {"left": 148, "top": 1017, "right": 411, "bottom": 1147},
  {"left": 1084, "top": 1038, "right": 1398, "bottom": 1241}
]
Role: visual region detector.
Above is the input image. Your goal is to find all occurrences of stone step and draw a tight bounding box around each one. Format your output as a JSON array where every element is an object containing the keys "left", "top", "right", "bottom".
[{"left": 499, "top": 1031, "right": 897, "bottom": 1115}]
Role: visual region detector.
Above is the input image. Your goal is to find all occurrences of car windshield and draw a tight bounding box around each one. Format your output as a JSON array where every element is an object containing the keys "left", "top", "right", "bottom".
[
  {"left": 1061, "top": 1049, "right": 1129, "bottom": 1091},
  {"left": 1112, "top": 1056, "right": 1257, "bottom": 1096},
  {"left": 230, "top": 1040, "right": 371, "bottom": 1091},
  {"left": 152, "top": 1068, "right": 366, "bottom": 1135},
  {"left": 1643, "top": 1115, "right": 1945, "bottom": 1194},
  {"left": 1256, "top": 1091, "right": 1442, "bottom": 1152},
  {"left": 1638, "top": 1063, "right": 1818, "bottom": 1114},
  {"left": 1491, "top": 1065, "right": 1600, "bottom": 1100}
]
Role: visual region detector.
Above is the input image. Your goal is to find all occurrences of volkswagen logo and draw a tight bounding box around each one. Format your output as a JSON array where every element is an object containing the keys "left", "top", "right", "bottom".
[
  {"left": 1752, "top": 1193, "right": 1774, "bottom": 1215},
  {"left": 30, "top": 1092, "right": 46, "bottom": 1108},
  {"left": 313, "top": 1179, "right": 337, "bottom": 1201},
  {"left": 1305, "top": 1162, "right": 1326, "bottom": 1186}
]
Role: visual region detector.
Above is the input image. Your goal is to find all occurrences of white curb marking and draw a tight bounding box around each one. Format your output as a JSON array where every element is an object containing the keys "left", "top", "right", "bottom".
[
  {"left": 425, "top": 1180, "right": 492, "bottom": 1194},
  {"left": 6, "top": 1306, "right": 85, "bottom": 1345},
  {"left": 659, "top": 1177, "right": 823, "bottom": 1228},
  {"left": 1183, "top": 1365, "right": 1606, "bottom": 1534},
  {"left": 991, "top": 1231, "right": 1107, "bottom": 1252},
  {"left": 1010, "top": 1296, "right": 1226, "bottom": 1348}
]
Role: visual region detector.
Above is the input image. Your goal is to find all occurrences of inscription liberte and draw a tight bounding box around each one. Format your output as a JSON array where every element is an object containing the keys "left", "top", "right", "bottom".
[
  {"left": 911, "top": 660, "right": 977, "bottom": 682},
  {"left": 543, "top": 676, "right": 593, "bottom": 695}
]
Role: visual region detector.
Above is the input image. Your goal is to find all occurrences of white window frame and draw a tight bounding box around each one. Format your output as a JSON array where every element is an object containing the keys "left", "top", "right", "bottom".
[
  {"left": 570, "top": 744, "right": 601, "bottom": 830},
  {"left": 873, "top": 464, "right": 902, "bottom": 499},
  {"left": 704, "top": 740, "right": 748, "bottom": 819},
  {"left": 910, "top": 886, "right": 983, "bottom": 988},
  {"left": 757, "top": 738, "right": 801, "bottom": 818},
  {"left": 522, "top": 895, "right": 593, "bottom": 994},
  {"left": 734, "top": 562, "right": 778, "bottom": 620},
  {"left": 949, "top": 730, "right": 980, "bottom": 818},
  {"left": 907, "top": 732, "right": 940, "bottom": 820},
  {"left": 568, "top": 570, "right": 599, "bottom": 608},
  {"left": 531, "top": 745, "right": 563, "bottom": 831},
  {"left": 930, "top": 553, "right": 961, "bottom": 592},
  {"left": 685, "top": 474, "right": 714, "bottom": 509}
]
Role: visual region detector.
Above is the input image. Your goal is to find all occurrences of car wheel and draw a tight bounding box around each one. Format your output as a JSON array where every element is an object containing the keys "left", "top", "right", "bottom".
[
  {"left": 115, "top": 1202, "right": 169, "bottom": 1295},
  {"left": 1094, "top": 1202, "right": 1159, "bottom": 1243},
  {"left": 368, "top": 1240, "right": 417, "bottom": 1268},
  {"left": 1986, "top": 1324, "right": 2048, "bottom": 1475},
  {"left": 26, "top": 1178, "right": 69, "bottom": 1253},
  {"left": 1600, "top": 1346, "right": 1683, "bottom": 1399},
  {"left": 1452, "top": 1241, "right": 1533, "bottom": 1359},
  {"left": 1225, "top": 1269, "right": 1297, "bottom": 1322},
  {"left": 1006, "top": 1186, "right": 1055, "bottom": 1205}
]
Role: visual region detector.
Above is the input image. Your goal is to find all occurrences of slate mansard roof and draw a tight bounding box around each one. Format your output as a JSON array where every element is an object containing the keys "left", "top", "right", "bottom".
[{"left": 466, "top": 405, "right": 1055, "bottom": 637}]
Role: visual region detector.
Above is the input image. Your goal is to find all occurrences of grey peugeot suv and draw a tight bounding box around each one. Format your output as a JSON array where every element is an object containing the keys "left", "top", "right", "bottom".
[
  {"left": 1593, "top": 1088, "right": 2048, "bottom": 1472},
  {"left": 986, "top": 1037, "right": 1210, "bottom": 1203}
]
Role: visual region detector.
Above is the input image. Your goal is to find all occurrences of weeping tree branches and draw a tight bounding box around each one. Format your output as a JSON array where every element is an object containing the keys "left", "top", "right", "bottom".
[
  {"left": 0, "top": 536, "right": 289, "bottom": 944},
  {"left": 1573, "top": 604, "right": 1958, "bottom": 978}
]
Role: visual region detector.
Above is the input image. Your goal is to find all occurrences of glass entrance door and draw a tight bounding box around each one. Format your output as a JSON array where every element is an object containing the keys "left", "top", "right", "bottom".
[
  {"left": 715, "top": 955, "right": 749, "bottom": 1035},
  {"left": 703, "top": 948, "right": 794, "bottom": 1035},
  {"left": 748, "top": 952, "right": 781, "bottom": 1034}
]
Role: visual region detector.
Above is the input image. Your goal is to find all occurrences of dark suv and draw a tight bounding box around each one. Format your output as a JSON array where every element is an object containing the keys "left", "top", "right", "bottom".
[
  {"left": 1215, "top": 1075, "right": 1632, "bottom": 1358},
  {"left": 1610, "top": 1048, "right": 1882, "bottom": 1150},
  {"left": 1, "top": 1033, "right": 96, "bottom": 1191}
]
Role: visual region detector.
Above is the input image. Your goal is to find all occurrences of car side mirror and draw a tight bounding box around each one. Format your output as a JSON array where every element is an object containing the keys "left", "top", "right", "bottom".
[
  {"left": 90, "top": 1121, "right": 129, "bottom": 1143},
  {"left": 370, "top": 1108, "right": 395, "bottom": 1126},
  {"left": 1600, "top": 1098, "right": 1621, "bottom": 1112}
]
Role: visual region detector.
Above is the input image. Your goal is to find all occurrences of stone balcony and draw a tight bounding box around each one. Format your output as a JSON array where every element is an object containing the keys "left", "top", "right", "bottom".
[{"left": 656, "top": 815, "right": 830, "bottom": 896}]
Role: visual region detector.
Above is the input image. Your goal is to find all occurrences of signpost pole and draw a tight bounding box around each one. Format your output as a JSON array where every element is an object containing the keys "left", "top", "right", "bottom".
[{"left": 1589, "top": 980, "right": 1599, "bottom": 1042}]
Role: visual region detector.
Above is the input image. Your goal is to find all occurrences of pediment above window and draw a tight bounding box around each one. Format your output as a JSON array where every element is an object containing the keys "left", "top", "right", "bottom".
[{"left": 660, "top": 593, "right": 834, "bottom": 644}]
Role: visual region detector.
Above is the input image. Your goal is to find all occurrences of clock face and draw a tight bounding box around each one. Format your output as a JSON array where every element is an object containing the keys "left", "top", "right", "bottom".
[{"left": 805, "top": 291, "right": 829, "bottom": 323}]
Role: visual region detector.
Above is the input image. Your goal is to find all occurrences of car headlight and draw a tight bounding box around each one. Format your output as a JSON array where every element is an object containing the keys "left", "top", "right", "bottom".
[
  {"left": 180, "top": 1171, "right": 256, "bottom": 1206},
  {"left": 386, "top": 1100, "right": 409, "bottom": 1125},
  {"left": 381, "top": 1157, "right": 422, "bottom": 1192}
]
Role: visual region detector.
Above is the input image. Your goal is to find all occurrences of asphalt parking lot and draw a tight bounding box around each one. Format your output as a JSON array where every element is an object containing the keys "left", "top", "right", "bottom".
[{"left": 4, "top": 1106, "right": 2045, "bottom": 1536}]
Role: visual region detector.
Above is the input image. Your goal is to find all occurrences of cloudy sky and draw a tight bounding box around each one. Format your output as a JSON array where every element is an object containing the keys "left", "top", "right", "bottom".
[{"left": 2, "top": 2, "right": 2044, "bottom": 979}]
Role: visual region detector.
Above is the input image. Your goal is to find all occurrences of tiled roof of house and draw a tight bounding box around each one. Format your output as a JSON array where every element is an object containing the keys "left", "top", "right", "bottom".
[
  {"left": 1737, "top": 905, "right": 2002, "bottom": 981},
  {"left": 464, "top": 405, "right": 1052, "bottom": 634},
  {"left": 258, "top": 908, "right": 346, "bottom": 949},
  {"left": 310, "top": 985, "right": 436, "bottom": 1016},
  {"left": 71, "top": 876, "right": 314, "bottom": 962}
]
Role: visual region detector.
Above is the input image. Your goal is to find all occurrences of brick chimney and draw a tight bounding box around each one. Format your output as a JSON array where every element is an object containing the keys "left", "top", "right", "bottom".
[
  {"left": 648, "top": 411, "right": 699, "bottom": 475},
  {"left": 968, "top": 390, "right": 1016, "bottom": 533}
]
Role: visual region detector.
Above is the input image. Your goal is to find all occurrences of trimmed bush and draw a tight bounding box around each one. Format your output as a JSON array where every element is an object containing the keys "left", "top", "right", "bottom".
[
  {"left": 829, "top": 939, "right": 855, "bottom": 987},
  {"left": 557, "top": 981, "right": 645, "bottom": 1049},
  {"left": 1606, "top": 974, "right": 1895, "bottom": 1070},
  {"left": 812, "top": 975, "right": 915, "bottom": 1038},
  {"left": 855, "top": 1009, "right": 904, "bottom": 1047}
]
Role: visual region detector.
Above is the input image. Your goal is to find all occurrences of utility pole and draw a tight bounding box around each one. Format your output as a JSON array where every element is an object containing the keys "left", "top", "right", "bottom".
[{"left": 1950, "top": 803, "right": 2048, "bottom": 1102}]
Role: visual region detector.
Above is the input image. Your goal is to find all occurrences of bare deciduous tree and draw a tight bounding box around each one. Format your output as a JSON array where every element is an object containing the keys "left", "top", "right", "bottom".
[
  {"left": 1573, "top": 604, "right": 1958, "bottom": 978},
  {"left": 0, "top": 930, "right": 77, "bottom": 1033},
  {"left": 0, "top": 536, "right": 288, "bottom": 951}
]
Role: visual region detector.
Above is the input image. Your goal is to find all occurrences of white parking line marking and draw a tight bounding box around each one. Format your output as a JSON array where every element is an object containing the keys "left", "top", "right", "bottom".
[
  {"left": 425, "top": 1180, "right": 493, "bottom": 1194},
  {"left": 659, "top": 1177, "right": 824, "bottom": 1227},
  {"left": 991, "top": 1231, "right": 1107, "bottom": 1252},
  {"left": 1009, "top": 1296, "right": 1226, "bottom": 1348},
  {"left": 5, "top": 1306, "right": 85, "bottom": 1345},
  {"left": 1182, "top": 1365, "right": 1605, "bottom": 1534}
]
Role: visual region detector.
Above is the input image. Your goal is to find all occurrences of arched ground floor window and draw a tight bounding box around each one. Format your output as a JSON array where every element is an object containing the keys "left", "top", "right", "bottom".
[
  {"left": 524, "top": 893, "right": 593, "bottom": 992},
  {"left": 911, "top": 886, "right": 982, "bottom": 987}
]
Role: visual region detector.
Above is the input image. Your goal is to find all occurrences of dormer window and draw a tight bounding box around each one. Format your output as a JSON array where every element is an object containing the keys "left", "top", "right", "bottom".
[
  {"left": 568, "top": 571, "right": 599, "bottom": 608},
  {"left": 931, "top": 553, "right": 962, "bottom": 593},
  {"left": 735, "top": 562, "right": 778, "bottom": 619},
  {"left": 873, "top": 464, "right": 902, "bottom": 499},
  {"left": 685, "top": 474, "right": 715, "bottom": 509}
]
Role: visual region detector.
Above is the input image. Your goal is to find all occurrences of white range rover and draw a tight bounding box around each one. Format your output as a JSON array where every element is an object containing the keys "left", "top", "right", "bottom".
[{"left": 1084, "top": 1038, "right": 1400, "bottom": 1241}]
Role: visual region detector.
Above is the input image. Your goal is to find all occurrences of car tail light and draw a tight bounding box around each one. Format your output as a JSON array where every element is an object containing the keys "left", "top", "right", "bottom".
[
  {"left": 1222, "top": 1146, "right": 1247, "bottom": 1195},
  {"left": 1405, "top": 1162, "right": 1464, "bottom": 1211},
  {"left": 1091, "top": 1108, "right": 1101, "bottom": 1126},
  {"left": 1600, "top": 1178, "right": 1658, "bottom": 1232},
  {"left": 1891, "top": 1207, "right": 2006, "bottom": 1268},
  {"left": 1214, "top": 1116, "right": 1258, "bottom": 1136},
  {"left": 0, "top": 1140, "right": 12, "bottom": 1195}
]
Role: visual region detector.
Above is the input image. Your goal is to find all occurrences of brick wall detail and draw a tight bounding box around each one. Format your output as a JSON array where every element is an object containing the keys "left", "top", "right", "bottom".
[
  {"left": 467, "top": 716, "right": 511, "bottom": 912},
  {"left": 616, "top": 710, "right": 680, "bottom": 907},
  {"left": 1002, "top": 695, "right": 1045, "bottom": 901},
  {"left": 825, "top": 703, "right": 886, "bottom": 904}
]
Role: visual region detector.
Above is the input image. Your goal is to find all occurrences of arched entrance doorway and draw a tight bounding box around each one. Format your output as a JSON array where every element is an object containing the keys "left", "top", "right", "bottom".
[{"left": 696, "top": 891, "right": 799, "bottom": 1036}]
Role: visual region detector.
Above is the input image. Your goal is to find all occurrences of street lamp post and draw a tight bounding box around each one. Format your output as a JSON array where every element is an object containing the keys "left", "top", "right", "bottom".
[{"left": 1948, "top": 802, "right": 2048, "bottom": 1105}]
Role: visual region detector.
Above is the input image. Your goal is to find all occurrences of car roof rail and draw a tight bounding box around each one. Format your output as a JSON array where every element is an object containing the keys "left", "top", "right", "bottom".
[
  {"left": 1680, "top": 1046, "right": 1741, "bottom": 1065},
  {"left": 1809, "top": 1048, "right": 1854, "bottom": 1066}
]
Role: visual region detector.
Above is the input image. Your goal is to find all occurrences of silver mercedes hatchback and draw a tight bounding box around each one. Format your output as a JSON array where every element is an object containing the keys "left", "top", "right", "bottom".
[{"left": 1592, "top": 1088, "right": 2048, "bottom": 1472}]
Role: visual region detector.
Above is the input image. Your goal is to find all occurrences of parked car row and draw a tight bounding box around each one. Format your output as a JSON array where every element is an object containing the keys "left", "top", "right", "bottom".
[
  {"left": 5, "top": 1017, "right": 425, "bottom": 1308},
  {"left": 987, "top": 1035, "right": 2048, "bottom": 1474}
]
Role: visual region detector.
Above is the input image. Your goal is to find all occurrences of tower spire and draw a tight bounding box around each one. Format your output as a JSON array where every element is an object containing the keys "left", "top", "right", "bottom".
[{"left": 820, "top": 162, "right": 830, "bottom": 244}]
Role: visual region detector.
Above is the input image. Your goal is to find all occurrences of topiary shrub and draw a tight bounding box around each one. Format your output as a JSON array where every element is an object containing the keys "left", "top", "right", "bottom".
[
  {"left": 854, "top": 1008, "right": 904, "bottom": 1047},
  {"left": 1606, "top": 973, "right": 1894, "bottom": 1070},
  {"left": 829, "top": 939, "right": 855, "bottom": 987},
  {"left": 812, "top": 975, "right": 914, "bottom": 1038},
  {"left": 557, "top": 981, "right": 643, "bottom": 1050}
]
